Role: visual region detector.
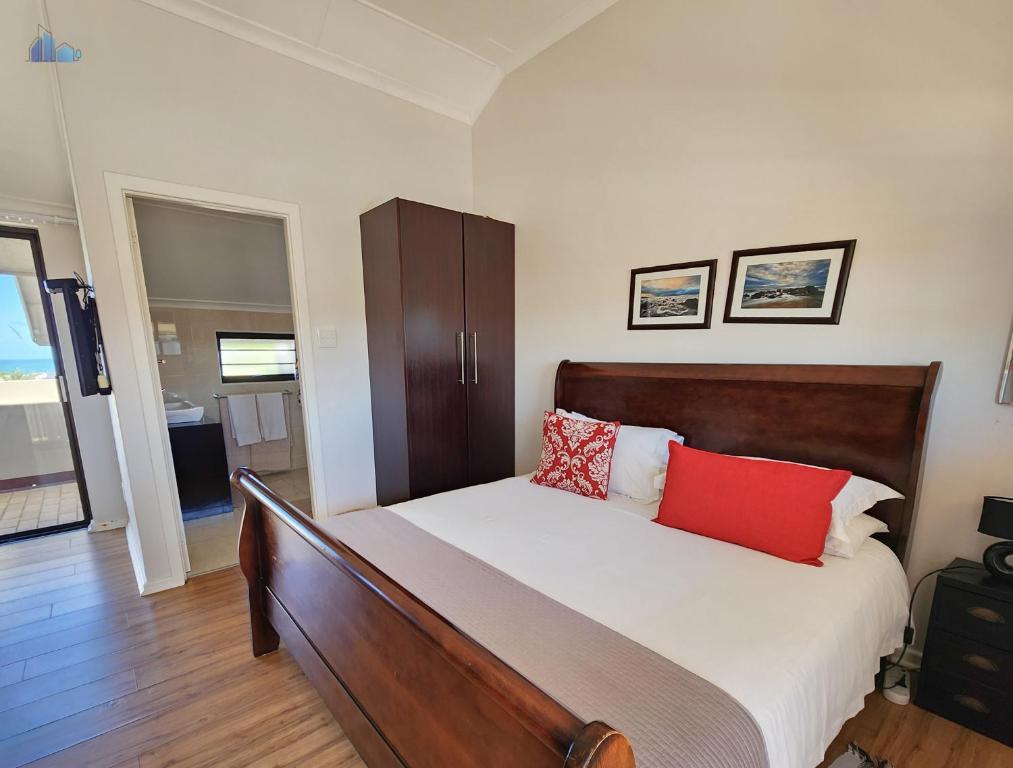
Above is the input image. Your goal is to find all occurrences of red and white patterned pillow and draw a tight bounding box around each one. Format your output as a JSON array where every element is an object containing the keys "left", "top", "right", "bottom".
[{"left": 531, "top": 411, "right": 620, "bottom": 500}]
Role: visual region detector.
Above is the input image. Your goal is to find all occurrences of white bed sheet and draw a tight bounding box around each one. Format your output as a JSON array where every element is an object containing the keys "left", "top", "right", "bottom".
[{"left": 387, "top": 475, "right": 910, "bottom": 768}]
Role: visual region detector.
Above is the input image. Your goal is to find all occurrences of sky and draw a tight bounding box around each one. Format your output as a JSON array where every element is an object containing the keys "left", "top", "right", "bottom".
[
  {"left": 641, "top": 274, "right": 701, "bottom": 296},
  {"left": 0, "top": 274, "right": 51, "bottom": 361},
  {"left": 744, "top": 258, "right": 831, "bottom": 290}
]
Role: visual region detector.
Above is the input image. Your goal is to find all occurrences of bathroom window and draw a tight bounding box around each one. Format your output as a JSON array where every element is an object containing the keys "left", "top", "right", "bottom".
[{"left": 216, "top": 332, "right": 297, "bottom": 383}]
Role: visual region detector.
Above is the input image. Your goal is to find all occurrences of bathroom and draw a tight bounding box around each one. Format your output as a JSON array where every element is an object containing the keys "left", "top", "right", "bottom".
[{"left": 134, "top": 198, "right": 311, "bottom": 574}]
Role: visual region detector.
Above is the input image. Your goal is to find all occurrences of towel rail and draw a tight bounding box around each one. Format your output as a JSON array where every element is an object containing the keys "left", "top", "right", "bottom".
[{"left": 212, "top": 390, "right": 293, "bottom": 399}]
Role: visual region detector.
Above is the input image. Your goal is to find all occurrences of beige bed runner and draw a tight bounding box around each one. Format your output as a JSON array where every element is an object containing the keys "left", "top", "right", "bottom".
[{"left": 328, "top": 508, "right": 769, "bottom": 768}]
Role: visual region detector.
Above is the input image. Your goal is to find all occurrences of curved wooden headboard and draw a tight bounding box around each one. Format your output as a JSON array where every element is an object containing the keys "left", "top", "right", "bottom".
[{"left": 554, "top": 361, "right": 941, "bottom": 563}]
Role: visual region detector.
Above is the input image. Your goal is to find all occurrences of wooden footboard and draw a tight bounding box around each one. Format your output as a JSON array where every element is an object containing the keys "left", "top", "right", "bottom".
[{"left": 232, "top": 468, "right": 635, "bottom": 768}]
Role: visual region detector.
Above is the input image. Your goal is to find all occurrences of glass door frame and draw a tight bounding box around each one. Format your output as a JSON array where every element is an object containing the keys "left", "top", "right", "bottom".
[{"left": 0, "top": 225, "right": 93, "bottom": 542}]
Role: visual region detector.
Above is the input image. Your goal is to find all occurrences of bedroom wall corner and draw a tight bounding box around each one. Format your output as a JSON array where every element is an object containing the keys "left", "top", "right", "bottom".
[
  {"left": 46, "top": 0, "right": 473, "bottom": 590},
  {"left": 471, "top": 0, "right": 1013, "bottom": 642}
]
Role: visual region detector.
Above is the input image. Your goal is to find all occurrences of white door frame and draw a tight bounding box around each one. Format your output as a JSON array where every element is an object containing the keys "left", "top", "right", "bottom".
[{"left": 104, "top": 172, "right": 328, "bottom": 582}]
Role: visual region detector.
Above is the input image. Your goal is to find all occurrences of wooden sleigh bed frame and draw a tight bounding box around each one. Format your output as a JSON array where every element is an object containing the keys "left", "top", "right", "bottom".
[{"left": 233, "top": 361, "right": 940, "bottom": 768}]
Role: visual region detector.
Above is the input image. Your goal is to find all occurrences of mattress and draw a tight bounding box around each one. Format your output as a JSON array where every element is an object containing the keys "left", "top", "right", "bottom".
[{"left": 383, "top": 475, "right": 910, "bottom": 768}]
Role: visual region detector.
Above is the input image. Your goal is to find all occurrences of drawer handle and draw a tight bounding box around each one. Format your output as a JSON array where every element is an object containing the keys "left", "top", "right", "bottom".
[
  {"left": 952, "top": 694, "right": 990, "bottom": 714},
  {"left": 962, "top": 653, "right": 999, "bottom": 673},
  {"left": 965, "top": 606, "right": 1006, "bottom": 624}
]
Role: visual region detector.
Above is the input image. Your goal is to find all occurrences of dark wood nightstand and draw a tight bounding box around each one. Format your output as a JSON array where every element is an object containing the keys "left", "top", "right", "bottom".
[{"left": 916, "top": 557, "right": 1013, "bottom": 746}]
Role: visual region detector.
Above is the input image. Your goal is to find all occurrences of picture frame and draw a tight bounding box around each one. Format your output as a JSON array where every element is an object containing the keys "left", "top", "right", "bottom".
[
  {"left": 627, "top": 259, "right": 717, "bottom": 330},
  {"left": 724, "top": 240, "right": 856, "bottom": 325}
]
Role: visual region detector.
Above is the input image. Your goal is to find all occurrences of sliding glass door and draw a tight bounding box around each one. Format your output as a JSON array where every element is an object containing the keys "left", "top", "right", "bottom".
[{"left": 0, "top": 226, "right": 91, "bottom": 541}]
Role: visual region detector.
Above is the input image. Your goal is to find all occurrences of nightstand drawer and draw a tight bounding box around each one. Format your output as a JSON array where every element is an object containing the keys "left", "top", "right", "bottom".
[
  {"left": 917, "top": 667, "right": 1013, "bottom": 747},
  {"left": 923, "top": 629, "right": 1013, "bottom": 692},
  {"left": 933, "top": 585, "right": 1013, "bottom": 652}
]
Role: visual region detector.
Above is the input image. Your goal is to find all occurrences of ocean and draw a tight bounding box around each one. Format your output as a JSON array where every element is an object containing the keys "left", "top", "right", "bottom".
[{"left": 0, "top": 358, "right": 55, "bottom": 375}]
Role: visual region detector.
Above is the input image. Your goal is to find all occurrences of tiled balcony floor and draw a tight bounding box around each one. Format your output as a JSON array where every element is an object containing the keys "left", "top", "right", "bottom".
[{"left": 0, "top": 482, "right": 84, "bottom": 536}]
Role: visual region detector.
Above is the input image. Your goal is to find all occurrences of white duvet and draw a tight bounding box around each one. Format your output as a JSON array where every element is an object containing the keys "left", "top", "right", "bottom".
[{"left": 385, "top": 475, "right": 910, "bottom": 768}]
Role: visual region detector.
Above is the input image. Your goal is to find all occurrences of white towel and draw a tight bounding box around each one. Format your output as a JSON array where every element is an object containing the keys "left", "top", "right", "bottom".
[
  {"left": 228, "top": 394, "right": 262, "bottom": 447},
  {"left": 256, "top": 393, "right": 288, "bottom": 442}
]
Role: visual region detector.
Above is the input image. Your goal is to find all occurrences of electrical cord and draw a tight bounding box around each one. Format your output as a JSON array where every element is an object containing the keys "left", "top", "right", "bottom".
[{"left": 881, "top": 565, "right": 982, "bottom": 690}]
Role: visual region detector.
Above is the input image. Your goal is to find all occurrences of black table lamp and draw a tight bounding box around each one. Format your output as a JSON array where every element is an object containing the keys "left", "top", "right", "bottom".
[{"left": 979, "top": 496, "right": 1013, "bottom": 581}]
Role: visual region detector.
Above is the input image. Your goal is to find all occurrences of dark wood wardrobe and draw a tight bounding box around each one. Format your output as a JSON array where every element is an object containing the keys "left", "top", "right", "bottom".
[{"left": 360, "top": 198, "right": 515, "bottom": 506}]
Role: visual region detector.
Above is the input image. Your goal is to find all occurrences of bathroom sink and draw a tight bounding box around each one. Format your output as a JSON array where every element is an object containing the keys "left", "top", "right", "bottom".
[{"left": 165, "top": 401, "right": 205, "bottom": 424}]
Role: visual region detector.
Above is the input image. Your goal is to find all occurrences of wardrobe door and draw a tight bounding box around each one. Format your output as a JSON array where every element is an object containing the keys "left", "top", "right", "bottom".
[
  {"left": 463, "top": 214, "right": 515, "bottom": 485},
  {"left": 361, "top": 200, "right": 410, "bottom": 505},
  {"left": 399, "top": 200, "right": 470, "bottom": 498}
]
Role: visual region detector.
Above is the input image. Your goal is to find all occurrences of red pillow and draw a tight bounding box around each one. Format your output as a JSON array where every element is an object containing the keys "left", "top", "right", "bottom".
[
  {"left": 655, "top": 442, "right": 851, "bottom": 566},
  {"left": 531, "top": 411, "right": 619, "bottom": 500}
]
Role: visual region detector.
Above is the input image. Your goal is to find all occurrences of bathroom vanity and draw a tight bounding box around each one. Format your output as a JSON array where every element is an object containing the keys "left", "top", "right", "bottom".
[{"left": 167, "top": 419, "right": 231, "bottom": 519}]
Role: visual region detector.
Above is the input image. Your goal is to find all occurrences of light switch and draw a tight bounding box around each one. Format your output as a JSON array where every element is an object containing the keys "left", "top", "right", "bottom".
[{"left": 316, "top": 327, "right": 338, "bottom": 348}]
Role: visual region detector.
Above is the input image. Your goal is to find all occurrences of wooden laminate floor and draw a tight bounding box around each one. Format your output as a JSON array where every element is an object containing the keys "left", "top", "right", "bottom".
[
  {"left": 0, "top": 528, "right": 363, "bottom": 767},
  {"left": 0, "top": 528, "right": 1009, "bottom": 768}
]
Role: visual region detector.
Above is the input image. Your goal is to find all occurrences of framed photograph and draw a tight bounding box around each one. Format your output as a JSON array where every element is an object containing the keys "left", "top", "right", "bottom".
[
  {"left": 628, "top": 259, "right": 717, "bottom": 330},
  {"left": 724, "top": 240, "right": 856, "bottom": 324}
]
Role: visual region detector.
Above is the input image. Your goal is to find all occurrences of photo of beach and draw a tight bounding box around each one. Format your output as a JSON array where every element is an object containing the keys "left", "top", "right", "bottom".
[
  {"left": 725, "top": 240, "right": 855, "bottom": 325},
  {"left": 741, "top": 258, "right": 831, "bottom": 309},
  {"left": 629, "top": 260, "right": 716, "bottom": 329},
  {"left": 638, "top": 274, "right": 701, "bottom": 317}
]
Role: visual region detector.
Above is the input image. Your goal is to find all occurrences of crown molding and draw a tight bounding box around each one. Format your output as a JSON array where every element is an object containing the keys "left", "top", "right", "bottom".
[
  {"left": 470, "top": 0, "right": 621, "bottom": 123},
  {"left": 500, "top": 0, "right": 620, "bottom": 74},
  {"left": 136, "top": 0, "right": 476, "bottom": 124},
  {"left": 136, "top": 0, "right": 620, "bottom": 125},
  {"left": 351, "top": 0, "right": 498, "bottom": 68},
  {"left": 0, "top": 195, "right": 77, "bottom": 219},
  {"left": 469, "top": 70, "right": 506, "bottom": 124}
]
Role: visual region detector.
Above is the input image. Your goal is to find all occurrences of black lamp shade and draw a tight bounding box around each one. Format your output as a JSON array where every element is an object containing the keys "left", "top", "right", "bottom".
[{"left": 979, "top": 496, "right": 1013, "bottom": 540}]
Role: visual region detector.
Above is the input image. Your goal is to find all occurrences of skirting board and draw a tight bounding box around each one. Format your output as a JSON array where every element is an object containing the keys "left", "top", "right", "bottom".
[
  {"left": 141, "top": 574, "right": 187, "bottom": 595},
  {"left": 88, "top": 519, "right": 128, "bottom": 532}
]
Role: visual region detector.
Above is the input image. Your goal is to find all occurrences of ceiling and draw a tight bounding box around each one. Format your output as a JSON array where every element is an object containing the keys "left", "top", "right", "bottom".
[
  {"left": 354, "top": 0, "right": 609, "bottom": 66},
  {"left": 133, "top": 199, "right": 292, "bottom": 310},
  {"left": 140, "top": 0, "right": 619, "bottom": 123},
  {"left": 0, "top": 0, "right": 77, "bottom": 212}
]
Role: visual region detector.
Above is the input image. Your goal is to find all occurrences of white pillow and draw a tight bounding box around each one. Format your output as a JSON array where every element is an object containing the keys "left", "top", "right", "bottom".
[
  {"left": 824, "top": 513, "right": 888, "bottom": 558},
  {"left": 555, "top": 409, "right": 683, "bottom": 502},
  {"left": 828, "top": 474, "right": 904, "bottom": 541}
]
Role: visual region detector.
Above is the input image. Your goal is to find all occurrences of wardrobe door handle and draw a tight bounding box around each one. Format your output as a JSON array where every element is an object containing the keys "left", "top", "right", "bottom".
[
  {"left": 457, "top": 332, "right": 465, "bottom": 384},
  {"left": 966, "top": 606, "right": 1006, "bottom": 624},
  {"left": 470, "top": 332, "right": 478, "bottom": 384}
]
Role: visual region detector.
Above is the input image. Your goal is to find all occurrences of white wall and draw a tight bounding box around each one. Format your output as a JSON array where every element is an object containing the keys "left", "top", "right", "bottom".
[
  {"left": 39, "top": 222, "right": 130, "bottom": 528},
  {"left": 0, "top": 1, "right": 76, "bottom": 209},
  {"left": 147, "top": 305, "right": 309, "bottom": 475},
  {"left": 474, "top": 0, "right": 1013, "bottom": 641},
  {"left": 46, "top": 0, "right": 472, "bottom": 590}
]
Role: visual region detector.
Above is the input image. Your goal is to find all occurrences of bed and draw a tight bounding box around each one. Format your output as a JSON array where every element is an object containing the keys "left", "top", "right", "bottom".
[{"left": 232, "top": 361, "right": 940, "bottom": 768}]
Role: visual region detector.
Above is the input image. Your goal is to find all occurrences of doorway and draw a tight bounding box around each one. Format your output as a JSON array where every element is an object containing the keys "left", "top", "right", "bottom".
[
  {"left": 0, "top": 226, "right": 92, "bottom": 542},
  {"left": 129, "top": 198, "right": 312, "bottom": 575}
]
